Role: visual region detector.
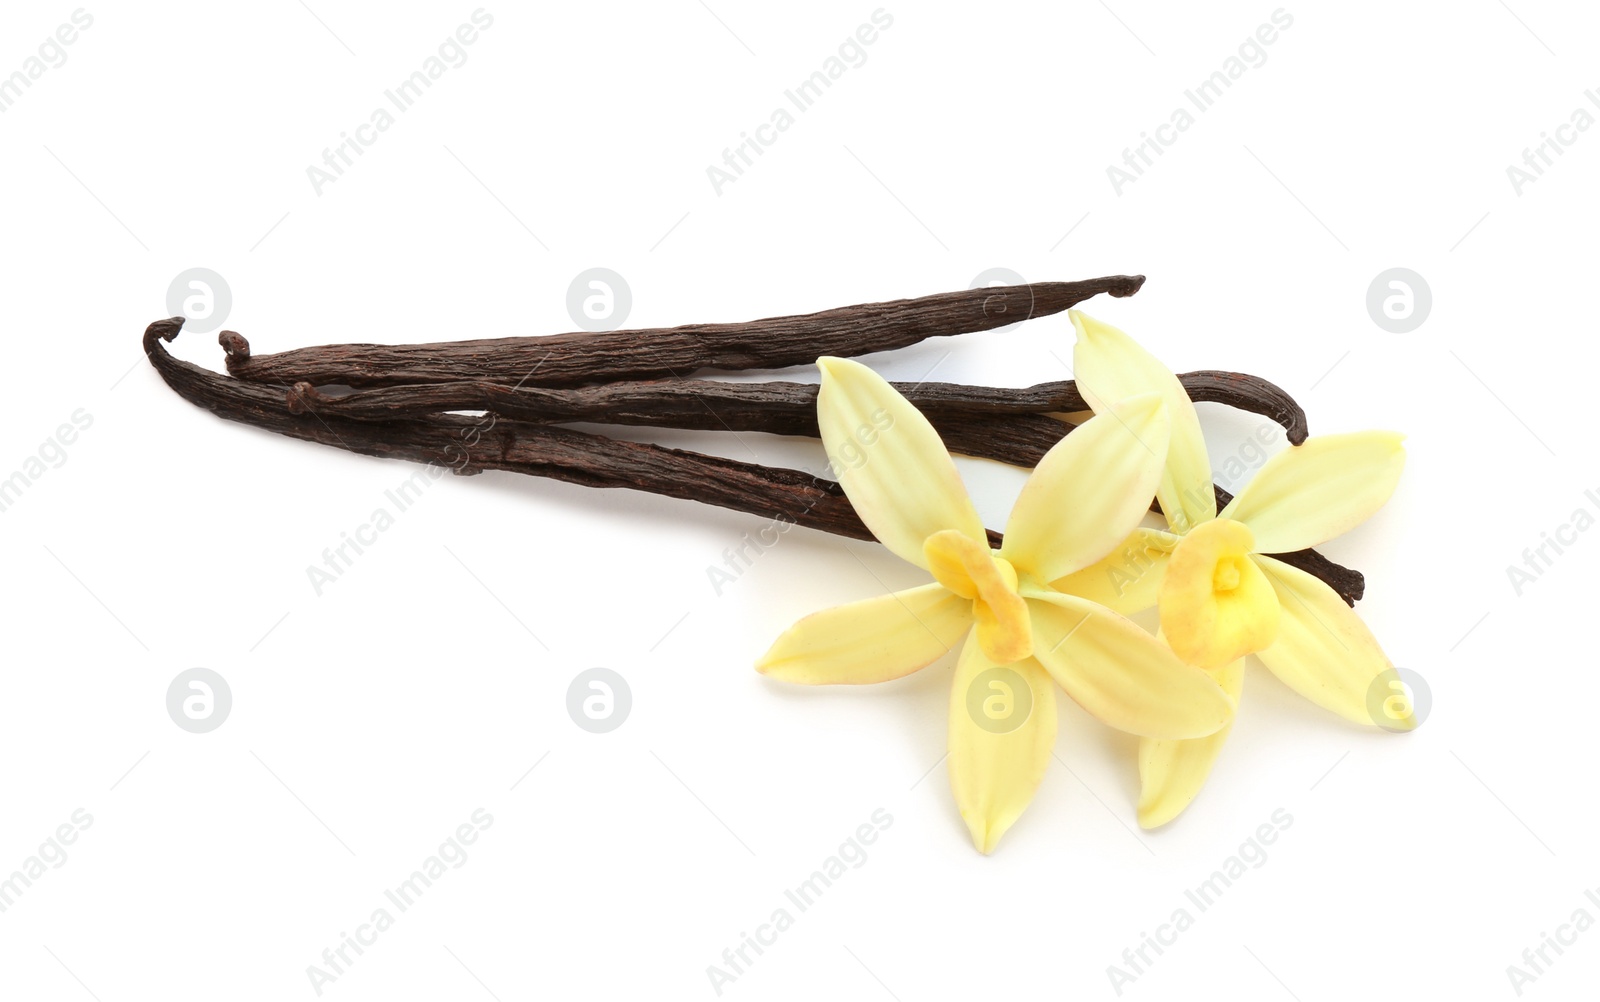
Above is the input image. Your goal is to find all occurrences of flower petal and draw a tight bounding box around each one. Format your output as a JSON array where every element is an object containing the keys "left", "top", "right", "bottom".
[
  {"left": 817, "top": 356, "right": 986, "bottom": 568},
  {"left": 1001, "top": 393, "right": 1170, "bottom": 582},
  {"left": 1137, "top": 658, "right": 1244, "bottom": 829},
  {"left": 1159, "top": 519, "right": 1281, "bottom": 669},
  {"left": 947, "top": 636, "right": 1057, "bottom": 854},
  {"left": 1047, "top": 528, "right": 1177, "bottom": 614},
  {"left": 1251, "top": 554, "right": 1412, "bottom": 727},
  {"left": 1071, "top": 311, "right": 1215, "bottom": 532},
  {"left": 757, "top": 583, "right": 972, "bottom": 684},
  {"left": 1220, "top": 431, "right": 1406, "bottom": 553},
  {"left": 1023, "top": 589, "right": 1233, "bottom": 739}
]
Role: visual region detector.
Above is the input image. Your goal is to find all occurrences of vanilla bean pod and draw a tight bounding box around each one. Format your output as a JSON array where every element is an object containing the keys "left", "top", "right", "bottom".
[
  {"left": 220, "top": 276, "right": 1145, "bottom": 388},
  {"left": 146, "top": 318, "right": 971, "bottom": 546},
  {"left": 281, "top": 368, "right": 1309, "bottom": 445},
  {"left": 147, "top": 317, "right": 1362, "bottom": 604},
  {"left": 281, "top": 372, "right": 1361, "bottom": 603}
]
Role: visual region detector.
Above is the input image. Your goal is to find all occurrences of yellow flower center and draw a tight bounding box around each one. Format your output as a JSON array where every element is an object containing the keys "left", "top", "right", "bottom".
[
  {"left": 1158, "top": 518, "right": 1281, "bottom": 669},
  {"left": 924, "top": 529, "right": 1033, "bottom": 664},
  {"left": 1212, "top": 558, "right": 1243, "bottom": 592}
]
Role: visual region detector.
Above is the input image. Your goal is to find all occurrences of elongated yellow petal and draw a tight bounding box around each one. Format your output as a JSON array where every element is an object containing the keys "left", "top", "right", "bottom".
[
  {"left": 1023, "top": 589, "right": 1233, "bottom": 739},
  {"left": 947, "top": 636, "right": 1057, "bottom": 854},
  {"left": 1048, "top": 527, "right": 1177, "bottom": 614},
  {"left": 1138, "top": 658, "right": 1244, "bottom": 829},
  {"left": 1251, "top": 554, "right": 1413, "bottom": 727},
  {"left": 757, "top": 583, "right": 972, "bottom": 684},
  {"left": 1159, "top": 519, "right": 1281, "bottom": 669},
  {"left": 1220, "top": 431, "right": 1406, "bottom": 554},
  {"left": 817, "top": 356, "right": 986, "bottom": 568},
  {"left": 1001, "top": 393, "right": 1170, "bottom": 582},
  {"left": 1070, "top": 311, "right": 1215, "bottom": 532}
]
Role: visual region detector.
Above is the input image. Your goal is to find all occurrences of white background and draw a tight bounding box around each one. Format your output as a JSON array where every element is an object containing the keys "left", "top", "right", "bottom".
[{"left": 1, "top": 1, "right": 1595, "bottom": 999}]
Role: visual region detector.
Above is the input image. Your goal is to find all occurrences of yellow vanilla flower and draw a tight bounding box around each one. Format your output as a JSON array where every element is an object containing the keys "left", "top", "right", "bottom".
[
  {"left": 758, "top": 356, "right": 1233, "bottom": 853},
  {"left": 1055, "top": 311, "right": 1410, "bottom": 829}
]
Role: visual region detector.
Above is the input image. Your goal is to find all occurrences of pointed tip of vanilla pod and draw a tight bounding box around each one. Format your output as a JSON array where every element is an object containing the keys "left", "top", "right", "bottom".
[
  {"left": 218, "top": 329, "right": 251, "bottom": 360},
  {"left": 145, "top": 316, "right": 186, "bottom": 343},
  {"left": 1110, "top": 274, "right": 1146, "bottom": 297}
]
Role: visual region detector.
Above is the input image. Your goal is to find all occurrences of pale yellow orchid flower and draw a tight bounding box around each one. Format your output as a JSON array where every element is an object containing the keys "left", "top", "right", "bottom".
[
  {"left": 757, "top": 356, "right": 1234, "bottom": 854},
  {"left": 1056, "top": 311, "right": 1410, "bottom": 829}
]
